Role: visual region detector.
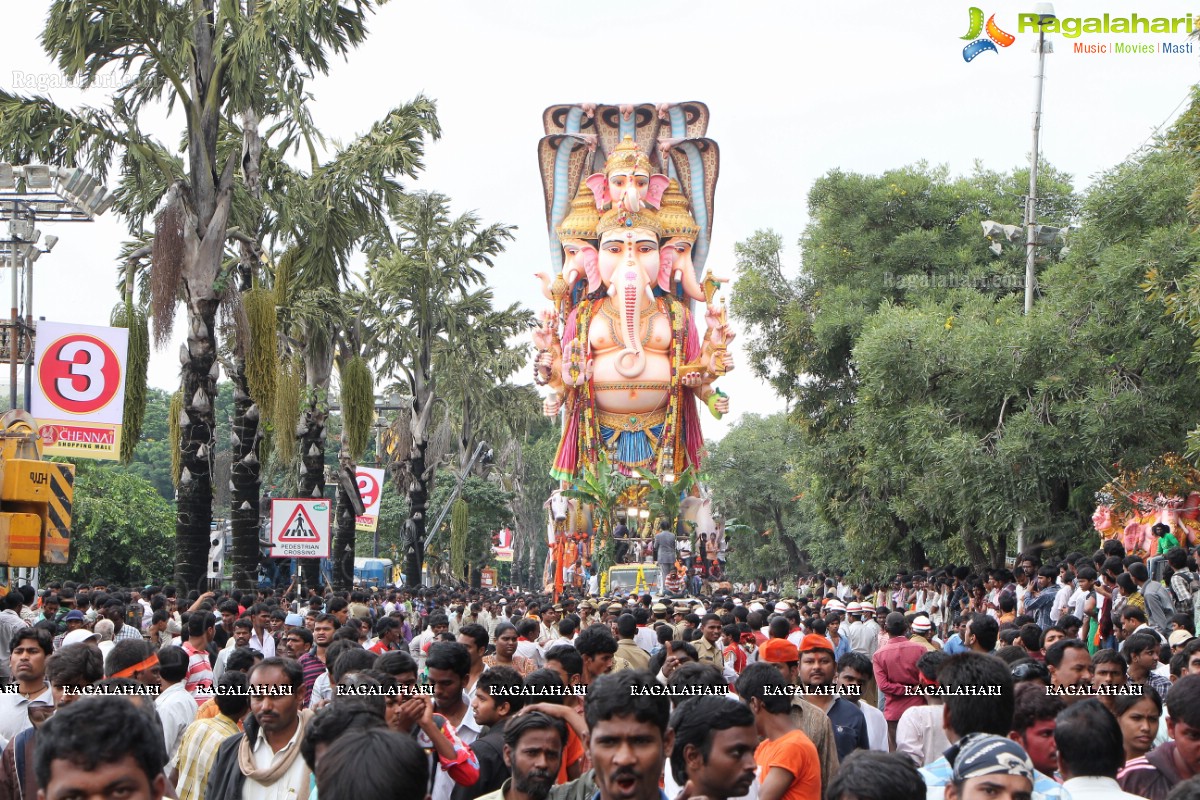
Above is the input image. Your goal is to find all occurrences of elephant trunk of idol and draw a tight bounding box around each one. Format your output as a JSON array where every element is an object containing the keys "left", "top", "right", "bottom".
[
  {"left": 611, "top": 268, "right": 652, "bottom": 378},
  {"left": 620, "top": 185, "right": 643, "bottom": 214},
  {"left": 671, "top": 249, "right": 706, "bottom": 303}
]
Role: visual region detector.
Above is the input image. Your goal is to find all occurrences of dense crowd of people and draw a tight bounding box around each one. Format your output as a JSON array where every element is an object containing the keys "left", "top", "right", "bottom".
[{"left": 5, "top": 538, "right": 1200, "bottom": 799}]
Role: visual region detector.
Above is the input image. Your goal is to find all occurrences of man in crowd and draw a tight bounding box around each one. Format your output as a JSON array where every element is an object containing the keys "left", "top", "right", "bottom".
[
  {"left": 1008, "top": 682, "right": 1064, "bottom": 780},
  {"left": 1055, "top": 699, "right": 1145, "bottom": 799},
  {"left": 1129, "top": 562, "right": 1174, "bottom": 633},
  {"left": 614, "top": 615, "right": 649, "bottom": 672},
  {"left": 872, "top": 612, "right": 926, "bottom": 750},
  {"left": 1046, "top": 640, "right": 1094, "bottom": 702},
  {"left": 825, "top": 751, "right": 926, "bottom": 800},
  {"left": 942, "top": 735, "right": 1035, "bottom": 800},
  {"left": 694, "top": 615, "right": 724, "bottom": 670},
  {"left": 456, "top": 666, "right": 525, "bottom": 800},
  {"left": 155, "top": 646, "right": 196, "bottom": 772},
  {"left": 34, "top": 697, "right": 167, "bottom": 800},
  {"left": 0, "top": 629, "right": 52, "bottom": 742},
  {"left": 0, "top": 595, "right": 28, "bottom": 684},
  {"left": 413, "top": 614, "right": 450, "bottom": 672},
  {"left": 1123, "top": 631, "right": 1173, "bottom": 698},
  {"left": 173, "top": 672, "right": 251, "bottom": 800},
  {"left": 797, "top": 633, "right": 868, "bottom": 761},
  {"left": 477, "top": 711, "right": 565, "bottom": 800},
  {"left": 206, "top": 658, "right": 313, "bottom": 800},
  {"left": 919, "top": 652, "right": 1061, "bottom": 799},
  {"left": 584, "top": 671, "right": 674, "bottom": 800},
  {"left": 427, "top": 642, "right": 482, "bottom": 747},
  {"left": 182, "top": 612, "right": 216, "bottom": 701},
  {"left": 736, "top": 662, "right": 821, "bottom": 800},
  {"left": 574, "top": 625, "right": 620, "bottom": 685},
  {"left": 212, "top": 618, "right": 252, "bottom": 683},
  {"left": 668, "top": 696, "right": 759, "bottom": 800},
  {"left": 751, "top": 638, "right": 839, "bottom": 787}
]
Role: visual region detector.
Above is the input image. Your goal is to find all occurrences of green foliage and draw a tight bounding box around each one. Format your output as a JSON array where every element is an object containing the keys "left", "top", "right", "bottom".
[
  {"left": 274, "top": 355, "right": 303, "bottom": 466},
  {"left": 704, "top": 413, "right": 831, "bottom": 579},
  {"left": 244, "top": 287, "right": 279, "bottom": 421},
  {"left": 339, "top": 356, "right": 374, "bottom": 461},
  {"left": 429, "top": 472, "right": 514, "bottom": 577},
  {"left": 168, "top": 389, "right": 183, "bottom": 488},
  {"left": 731, "top": 151, "right": 1200, "bottom": 576},
  {"left": 564, "top": 452, "right": 634, "bottom": 574},
  {"left": 450, "top": 498, "right": 469, "bottom": 581},
  {"left": 43, "top": 461, "right": 174, "bottom": 585},
  {"left": 637, "top": 467, "right": 696, "bottom": 533},
  {"left": 119, "top": 388, "right": 177, "bottom": 501},
  {"left": 110, "top": 299, "right": 149, "bottom": 464}
]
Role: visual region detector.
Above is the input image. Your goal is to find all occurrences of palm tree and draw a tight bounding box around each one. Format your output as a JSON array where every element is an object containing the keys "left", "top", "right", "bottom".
[
  {"left": 0, "top": 0, "right": 391, "bottom": 590},
  {"left": 270, "top": 99, "right": 439, "bottom": 590},
  {"left": 356, "top": 192, "right": 514, "bottom": 588},
  {"left": 563, "top": 453, "right": 636, "bottom": 577}
]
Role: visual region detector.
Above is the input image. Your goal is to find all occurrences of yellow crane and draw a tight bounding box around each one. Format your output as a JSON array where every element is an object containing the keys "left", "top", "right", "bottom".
[{"left": 0, "top": 410, "right": 73, "bottom": 590}]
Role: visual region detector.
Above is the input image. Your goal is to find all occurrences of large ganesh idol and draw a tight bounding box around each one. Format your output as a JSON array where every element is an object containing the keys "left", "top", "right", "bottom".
[{"left": 532, "top": 103, "right": 731, "bottom": 483}]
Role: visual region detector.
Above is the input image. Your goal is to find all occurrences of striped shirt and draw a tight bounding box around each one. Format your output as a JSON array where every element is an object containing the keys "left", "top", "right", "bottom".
[
  {"left": 174, "top": 713, "right": 240, "bottom": 800},
  {"left": 181, "top": 642, "right": 214, "bottom": 705},
  {"left": 299, "top": 652, "right": 325, "bottom": 707}
]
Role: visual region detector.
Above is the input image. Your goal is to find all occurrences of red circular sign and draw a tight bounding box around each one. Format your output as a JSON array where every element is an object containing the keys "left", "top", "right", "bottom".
[
  {"left": 38, "top": 334, "right": 121, "bottom": 415},
  {"left": 356, "top": 472, "right": 381, "bottom": 509}
]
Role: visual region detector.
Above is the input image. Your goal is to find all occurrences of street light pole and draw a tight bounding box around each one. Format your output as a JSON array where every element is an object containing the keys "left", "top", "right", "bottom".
[
  {"left": 1019, "top": 4, "right": 1054, "bottom": 557},
  {"left": 1024, "top": 6, "right": 1054, "bottom": 315},
  {"left": 9, "top": 204, "right": 19, "bottom": 412}
]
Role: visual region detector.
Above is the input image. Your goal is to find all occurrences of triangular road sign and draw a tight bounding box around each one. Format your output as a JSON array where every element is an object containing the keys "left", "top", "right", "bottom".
[{"left": 278, "top": 504, "right": 321, "bottom": 542}]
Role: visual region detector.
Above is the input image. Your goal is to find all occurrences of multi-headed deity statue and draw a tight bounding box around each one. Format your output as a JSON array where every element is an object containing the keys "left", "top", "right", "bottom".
[{"left": 532, "top": 103, "right": 734, "bottom": 484}]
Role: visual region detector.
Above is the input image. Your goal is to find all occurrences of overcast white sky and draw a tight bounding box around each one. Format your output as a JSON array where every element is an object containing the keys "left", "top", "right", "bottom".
[{"left": 3, "top": 1, "right": 1199, "bottom": 440}]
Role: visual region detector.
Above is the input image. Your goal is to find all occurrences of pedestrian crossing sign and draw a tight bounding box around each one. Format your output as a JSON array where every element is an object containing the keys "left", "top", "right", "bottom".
[{"left": 270, "top": 499, "right": 330, "bottom": 558}]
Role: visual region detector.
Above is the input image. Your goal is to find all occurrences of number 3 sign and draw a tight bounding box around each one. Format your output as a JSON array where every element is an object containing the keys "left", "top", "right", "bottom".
[{"left": 31, "top": 321, "right": 128, "bottom": 460}]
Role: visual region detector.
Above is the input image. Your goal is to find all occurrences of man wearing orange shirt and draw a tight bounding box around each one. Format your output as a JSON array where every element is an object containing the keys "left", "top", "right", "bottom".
[{"left": 735, "top": 662, "right": 821, "bottom": 800}]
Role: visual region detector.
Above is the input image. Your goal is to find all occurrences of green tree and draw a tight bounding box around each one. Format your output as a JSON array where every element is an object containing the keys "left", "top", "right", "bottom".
[
  {"left": 45, "top": 462, "right": 174, "bottom": 586},
  {"left": 428, "top": 472, "right": 514, "bottom": 587},
  {"left": 0, "top": 0, "right": 395, "bottom": 591},
  {"left": 704, "top": 413, "right": 826, "bottom": 578},
  {"left": 731, "top": 153, "right": 1200, "bottom": 574},
  {"left": 122, "top": 388, "right": 176, "bottom": 501},
  {"left": 357, "top": 192, "right": 514, "bottom": 588}
]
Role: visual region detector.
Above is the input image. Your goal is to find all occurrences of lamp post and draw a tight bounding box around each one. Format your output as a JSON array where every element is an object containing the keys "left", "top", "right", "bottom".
[
  {"left": 0, "top": 164, "right": 111, "bottom": 411},
  {"left": 1024, "top": 3, "right": 1055, "bottom": 314}
]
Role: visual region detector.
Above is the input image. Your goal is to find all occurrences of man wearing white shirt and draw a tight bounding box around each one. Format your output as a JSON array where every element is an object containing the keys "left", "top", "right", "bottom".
[
  {"left": 515, "top": 618, "right": 545, "bottom": 668},
  {"left": 410, "top": 613, "right": 449, "bottom": 673},
  {"left": 205, "top": 659, "right": 311, "bottom": 800},
  {"left": 1051, "top": 565, "right": 1076, "bottom": 625},
  {"left": 155, "top": 646, "right": 197, "bottom": 771},
  {"left": 1054, "top": 698, "right": 1146, "bottom": 799},
  {"left": 0, "top": 628, "right": 52, "bottom": 743},
  {"left": 212, "top": 618, "right": 253, "bottom": 683},
  {"left": 246, "top": 603, "right": 276, "bottom": 658}
]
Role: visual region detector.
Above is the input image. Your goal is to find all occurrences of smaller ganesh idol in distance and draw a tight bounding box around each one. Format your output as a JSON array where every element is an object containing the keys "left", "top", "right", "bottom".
[{"left": 532, "top": 102, "right": 734, "bottom": 485}]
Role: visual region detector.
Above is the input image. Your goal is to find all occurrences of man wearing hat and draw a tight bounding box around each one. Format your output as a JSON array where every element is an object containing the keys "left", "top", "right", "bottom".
[
  {"left": 942, "top": 734, "right": 1036, "bottom": 800},
  {"left": 848, "top": 603, "right": 880, "bottom": 658},
  {"left": 758, "top": 637, "right": 842, "bottom": 790},
  {"left": 797, "top": 634, "right": 868, "bottom": 761},
  {"left": 909, "top": 616, "right": 938, "bottom": 652},
  {"left": 52, "top": 610, "right": 86, "bottom": 651},
  {"left": 540, "top": 605, "right": 561, "bottom": 646}
]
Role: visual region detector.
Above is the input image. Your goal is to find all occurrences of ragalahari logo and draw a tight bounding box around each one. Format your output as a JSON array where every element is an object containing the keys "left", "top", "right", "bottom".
[{"left": 962, "top": 7, "right": 1016, "bottom": 61}]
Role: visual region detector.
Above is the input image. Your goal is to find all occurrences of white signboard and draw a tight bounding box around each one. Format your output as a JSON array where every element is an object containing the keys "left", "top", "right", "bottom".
[
  {"left": 354, "top": 467, "right": 385, "bottom": 533},
  {"left": 270, "top": 499, "right": 331, "bottom": 559},
  {"left": 31, "top": 321, "right": 129, "bottom": 460}
]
